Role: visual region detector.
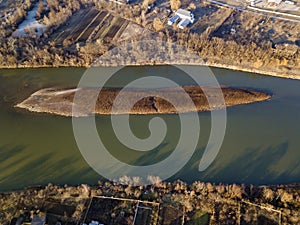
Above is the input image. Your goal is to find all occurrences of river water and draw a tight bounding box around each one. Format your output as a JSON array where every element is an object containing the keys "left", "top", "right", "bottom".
[{"left": 0, "top": 66, "right": 300, "bottom": 191}]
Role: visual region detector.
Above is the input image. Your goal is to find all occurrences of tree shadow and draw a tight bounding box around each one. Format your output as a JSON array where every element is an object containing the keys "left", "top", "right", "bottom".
[
  {"left": 171, "top": 141, "right": 295, "bottom": 185},
  {"left": 0, "top": 144, "right": 26, "bottom": 163},
  {"left": 133, "top": 142, "right": 171, "bottom": 166},
  {"left": 0, "top": 145, "right": 98, "bottom": 191},
  {"left": 204, "top": 142, "right": 291, "bottom": 184}
]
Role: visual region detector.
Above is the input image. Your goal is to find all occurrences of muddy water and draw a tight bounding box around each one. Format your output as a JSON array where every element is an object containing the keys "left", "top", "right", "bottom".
[{"left": 0, "top": 66, "right": 300, "bottom": 191}]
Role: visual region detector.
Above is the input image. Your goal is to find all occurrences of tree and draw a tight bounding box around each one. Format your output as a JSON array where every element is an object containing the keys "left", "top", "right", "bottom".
[
  {"left": 170, "top": 0, "right": 181, "bottom": 11},
  {"left": 142, "top": 0, "right": 150, "bottom": 9},
  {"left": 263, "top": 188, "right": 274, "bottom": 202},
  {"left": 36, "top": 0, "right": 44, "bottom": 19},
  {"left": 153, "top": 18, "right": 164, "bottom": 32},
  {"left": 188, "top": 2, "right": 196, "bottom": 10},
  {"left": 142, "top": 0, "right": 156, "bottom": 10}
]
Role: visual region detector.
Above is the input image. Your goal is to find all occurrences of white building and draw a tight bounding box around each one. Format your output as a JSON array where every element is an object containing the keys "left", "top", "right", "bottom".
[
  {"left": 116, "top": 0, "right": 130, "bottom": 4},
  {"left": 178, "top": 19, "right": 190, "bottom": 29},
  {"left": 284, "top": 0, "right": 295, "bottom": 4},
  {"left": 267, "top": 0, "right": 282, "bottom": 4},
  {"left": 168, "top": 15, "right": 180, "bottom": 25},
  {"left": 88, "top": 221, "right": 104, "bottom": 225},
  {"left": 167, "top": 9, "right": 195, "bottom": 29},
  {"left": 175, "top": 9, "right": 195, "bottom": 23}
]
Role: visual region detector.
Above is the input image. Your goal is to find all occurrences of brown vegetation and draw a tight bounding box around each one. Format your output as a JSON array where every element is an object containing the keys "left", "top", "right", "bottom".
[
  {"left": 170, "top": 0, "right": 182, "bottom": 11},
  {"left": 0, "top": 181, "right": 299, "bottom": 225},
  {"left": 0, "top": 0, "right": 298, "bottom": 77},
  {"left": 16, "top": 86, "right": 271, "bottom": 117},
  {"left": 153, "top": 18, "right": 164, "bottom": 32}
]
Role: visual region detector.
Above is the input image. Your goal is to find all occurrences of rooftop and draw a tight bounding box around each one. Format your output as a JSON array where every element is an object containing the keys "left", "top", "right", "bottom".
[{"left": 176, "top": 9, "right": 192, "bottom": 17}]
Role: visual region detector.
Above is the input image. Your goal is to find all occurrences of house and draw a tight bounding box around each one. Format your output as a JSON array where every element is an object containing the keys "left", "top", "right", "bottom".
[
  {"left": 168, "top": 9, "right": 195, "bottom": 29},
  {"left": 284, "top": 0, "right": 295, "bottom": 4},
  {"left": 173, "top": 9, "right": 195, "bottom": 29},
  {"left": 168, "top": 15, "right": 180, "bottom": 25},
  {"left": 88, "top": 221, "right": 104, "bottom": 225},
  {"left": 175, "top": 9, "right": 195, "bottom": 23},
  {"left": 116, "top": 0, "right": 130, "bottom": 4},
  {"left": 178, "top": 19, "right": 190, "bottom": 29},
  {"left": 267, "top": 0, "right": 282, "bottom": 4}
]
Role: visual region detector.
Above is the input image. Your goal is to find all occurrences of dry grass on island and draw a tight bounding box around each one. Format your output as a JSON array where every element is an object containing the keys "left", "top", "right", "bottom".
[{"left": 16, "top": 86, "right": 271, "bottom": 117}]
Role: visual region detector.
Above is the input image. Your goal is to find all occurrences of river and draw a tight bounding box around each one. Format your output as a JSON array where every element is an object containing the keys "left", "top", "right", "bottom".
[{"left": 0, "top": 66, "right": 300, "bottom": 191}]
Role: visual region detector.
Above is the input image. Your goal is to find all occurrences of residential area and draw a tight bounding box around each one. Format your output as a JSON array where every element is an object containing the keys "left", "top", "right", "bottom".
[
  {"left": 2, "top": 181, "right": 300, "bottom": 225},
  {"left": 0, "top": 0, "right": 299, "bottom": 78}
]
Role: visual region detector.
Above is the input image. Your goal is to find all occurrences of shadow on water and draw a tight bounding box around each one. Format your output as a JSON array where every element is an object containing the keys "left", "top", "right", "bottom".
[
  {"left": 0, "top": 145, "right": 26, "bottom": 163},
  {"left": 208, "top": 142, "right": 292, "bottom": 184},
  {"left": 209, "top": 142, "right": 290, "bottom": 184},
  {"left": 9, "top": 153, "right": 55, "bottom": 180},
  {"left": 133, "top": 142, "right": 171, "bottom": 166},
  {"left": 173, "top": 142, "right": 295, "bottom": 185},
  {"left": 0, "top": 144, "right": 98, "bottom": 191}
]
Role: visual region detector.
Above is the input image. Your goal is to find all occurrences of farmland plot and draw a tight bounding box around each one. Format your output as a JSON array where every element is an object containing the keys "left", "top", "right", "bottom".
[
  {"left": 93, "top": 13, "right": 115, "bottom": 41},
  {"left": 104, "top": 17, "right": 126, "bottom": 41},
  {"left": 54, "top": 8, "right": 100, "bottom": 44},
  {"left": 78, "top": 11, "right": 109, "bottom": 42},
  {"left": 84, "top": 197, "right": 159, "bottom": 225},
  {"left": 51, "top": 7, "right": 149, "bottom": 47}
]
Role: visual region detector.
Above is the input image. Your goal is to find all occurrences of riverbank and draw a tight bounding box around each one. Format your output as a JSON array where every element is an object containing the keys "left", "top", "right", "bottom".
[
  {"left": 0, "top": 55, "right": 299, "bottom": 80},
  {"left": 1, "top": 181, "right": 299, "bottom": 225},
  {"left": 95, "top": 61, "right": 300, "bottom": 80},
  {"left": 16, "top": 86, "right": 271, "bottom": 117},
  {"left": 0, "top": 1, "right": 299, "bottom": 81}
]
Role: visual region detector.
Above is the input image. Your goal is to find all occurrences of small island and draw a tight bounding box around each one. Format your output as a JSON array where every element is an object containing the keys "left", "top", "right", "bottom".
[{"left": 16, "top": 86, "right": 271, "bottom": 117}]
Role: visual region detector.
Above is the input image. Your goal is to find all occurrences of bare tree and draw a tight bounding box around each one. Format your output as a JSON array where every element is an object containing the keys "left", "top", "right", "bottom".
[
  {"left": 170, "top": 0, "right": 181, "bottom": 11},
  {"left": 153, "top": 18, "right": 164, "bottom": 32}
]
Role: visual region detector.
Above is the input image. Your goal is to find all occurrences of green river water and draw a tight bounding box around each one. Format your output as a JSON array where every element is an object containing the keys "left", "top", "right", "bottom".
[{"left": 0, "top": 66, "right": 300, "bottom": 191}]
